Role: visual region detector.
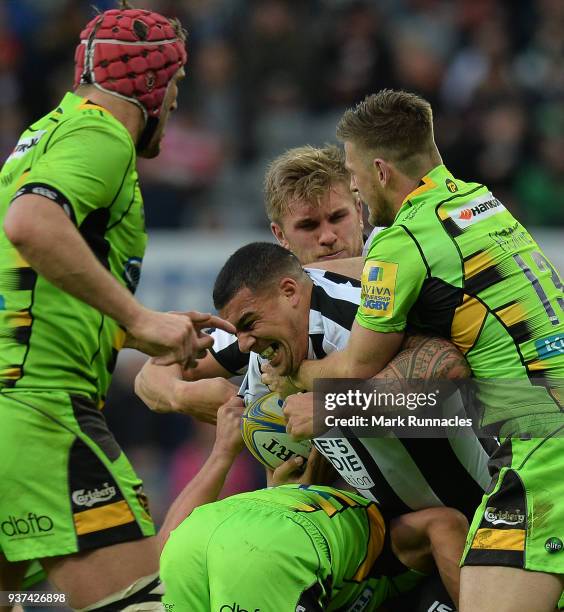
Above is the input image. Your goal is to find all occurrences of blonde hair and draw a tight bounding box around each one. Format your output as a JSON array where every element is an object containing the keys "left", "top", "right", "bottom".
[
  {"left": 264, "top": 145, "right": 351, "bottom": 223},
  {"left": 336, "top": 89, "right": 436, "bottom": 175}
]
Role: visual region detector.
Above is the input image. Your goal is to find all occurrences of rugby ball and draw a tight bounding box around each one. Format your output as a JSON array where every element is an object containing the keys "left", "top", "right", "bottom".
[{"left": 241, "top": 392, "right": 312, "bottom": 470}]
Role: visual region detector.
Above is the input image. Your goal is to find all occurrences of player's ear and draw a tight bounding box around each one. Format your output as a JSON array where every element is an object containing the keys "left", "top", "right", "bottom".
[
  {"left": 279, "top": 276, "right": 299, "bottom": 304},
  {"left": 271, "top": 222, "right": 289, "bottom": 249},
  {"left": 374, "top": 158, "right": 391, "bottom": 187},
  {"left": 353, "top": 197, "right": 364, "bottom": 230}
]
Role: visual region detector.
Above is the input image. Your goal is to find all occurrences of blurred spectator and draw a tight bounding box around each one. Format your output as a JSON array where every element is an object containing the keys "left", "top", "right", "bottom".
[
  {"left": 2, "top": 0, "right": 561, "bottom": 230},
  {"left": 310, "top": 2, "right": 395, "bottom": 112},
  {"left": 513, "top": 103, "right": 564, "bottom": 226}
]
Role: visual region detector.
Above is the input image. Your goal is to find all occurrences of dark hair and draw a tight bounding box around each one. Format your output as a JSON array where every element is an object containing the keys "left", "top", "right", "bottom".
[{"left": 213, "top": 242, "right": 304, "bottom": 310}]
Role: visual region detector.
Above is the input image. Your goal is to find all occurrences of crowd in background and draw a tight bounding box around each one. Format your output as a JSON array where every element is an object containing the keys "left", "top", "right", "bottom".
[
  {"left": 2, "top": 0, "right": 563, "bottom": 231},
  {"left": 1, "top": 0, "right": 562, "bottom": 525}
]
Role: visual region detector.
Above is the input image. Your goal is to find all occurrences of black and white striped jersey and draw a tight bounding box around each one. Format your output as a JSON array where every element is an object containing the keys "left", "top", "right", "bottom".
[
  {"left": 241, "top": 268, "right": 491, "bottom": 520},
  {"left": 208, "top": 327, "right": 248, "bottom": 376}
]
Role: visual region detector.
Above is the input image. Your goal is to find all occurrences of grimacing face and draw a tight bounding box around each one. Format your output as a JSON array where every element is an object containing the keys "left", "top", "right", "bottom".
[
  {"left": 344, "top": 140, "right": 395, "bottom": 227},
  {"left": 138, "top": 67, "right": 185, "bottom": 159},
  {"left": 220, "top": 282, "right": 310, "bottom": 376},
  {"left": 271, "top": 181, "right": 364, "bottom": 265}
]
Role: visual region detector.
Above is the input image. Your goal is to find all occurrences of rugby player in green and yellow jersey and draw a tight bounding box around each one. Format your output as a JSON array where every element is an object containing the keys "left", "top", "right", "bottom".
[
  {"left": 263, "top": 90, "right": 564, "bottom": 612},
  {"left": 0, "top": 5, "right": 233, "bottom": 611},
  {"left": 159, "top": 397, "right": 468, "bottom": 612}
]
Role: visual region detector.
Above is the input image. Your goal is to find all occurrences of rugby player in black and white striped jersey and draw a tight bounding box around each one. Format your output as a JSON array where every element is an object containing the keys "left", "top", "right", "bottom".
[
  {"left": 135, "top": 145, "right": 374, "bottom": 419},
  {"left": 214, "top": 241, "right": 488, "bottom": 612},
  {"left": 215, "top": 243, "right": 488, "bottom": 521}
]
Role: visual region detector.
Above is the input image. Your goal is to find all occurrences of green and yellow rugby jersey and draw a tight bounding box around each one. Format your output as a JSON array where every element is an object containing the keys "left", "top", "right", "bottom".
[
  {"left": 0, "top": 92, "right": 146, "bottom": 404},
  {"left": 219, "top": 484, "right": 391, "bottom": 610},
  {"left": 358, "top": 165, "right": 563, "bottom": 430}
]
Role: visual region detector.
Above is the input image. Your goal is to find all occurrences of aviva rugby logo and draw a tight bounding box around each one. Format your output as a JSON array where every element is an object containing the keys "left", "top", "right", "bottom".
[
  {"left": 360, "top": 261, "right": 397, "bottom": 318},
  {"left": 368, "top": 267, "right": 384, "bottom": 282}
]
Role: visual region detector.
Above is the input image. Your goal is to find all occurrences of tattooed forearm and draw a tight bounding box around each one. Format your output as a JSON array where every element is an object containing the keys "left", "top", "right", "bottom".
[{"left": 377, "top": 335, "right": 469, "bottom": 383}]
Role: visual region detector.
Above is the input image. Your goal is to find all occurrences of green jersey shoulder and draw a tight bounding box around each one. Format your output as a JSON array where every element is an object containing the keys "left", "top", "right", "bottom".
[
  {"left": 359, "top": 165, "right": 563, "bottom": 427},
  {"left": 0, "top": 92, "right": 147, "bottom": 403}
]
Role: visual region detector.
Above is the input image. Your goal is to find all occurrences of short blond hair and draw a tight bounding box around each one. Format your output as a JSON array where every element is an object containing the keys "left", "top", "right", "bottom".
[
  {"left": 336, "top": 89, "right": 436, "bottom": 173},
  {"left": 264, "top": 145, "right": 351, "bottom": 223}
]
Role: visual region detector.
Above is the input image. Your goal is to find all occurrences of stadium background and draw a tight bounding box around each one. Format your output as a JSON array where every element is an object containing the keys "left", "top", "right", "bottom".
[{"left": 2, "top": 0, "right": 562, "bottom": 604}]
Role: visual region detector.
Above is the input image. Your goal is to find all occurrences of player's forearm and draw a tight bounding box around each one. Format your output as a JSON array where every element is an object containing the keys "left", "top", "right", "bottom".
[
  {"left": 158, "top": 450, "right": 235, "bottom": 551},
  {"left": 294, "top": 352, "right": 346, "bottom": 391},
  {"left": 135, "top": 360, "right": 237, "bottom": 421},
  {"left": 174, "top": 378, "right": 238, "bottom": 424},
  {"left": 400, "top": 335, "right": 470, "bottom": 380},
  {"left": 4, "top": 197, "right": 143, "bottom": 328},
  {"left": 296, "top": 353, "right": 380, "bottom": 391},
  {"left": 134, "top": 361, "right": 185, "bottom": 412},
  {"left": 296, "top": 349, "right": 389, "bottom": 391}
]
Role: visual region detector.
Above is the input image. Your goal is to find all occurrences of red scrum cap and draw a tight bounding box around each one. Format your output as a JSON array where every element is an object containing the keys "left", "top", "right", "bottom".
[{"left": 74, "top": 7, "right": 187, "bottom": 121}]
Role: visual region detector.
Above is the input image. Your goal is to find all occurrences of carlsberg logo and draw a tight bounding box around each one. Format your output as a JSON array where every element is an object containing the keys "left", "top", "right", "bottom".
[
  {"left": 484, "top": 507, "right": 525, "bottom": 526},
  {"left": 72, "top": 483, "right": 117, "bottom": 508}
]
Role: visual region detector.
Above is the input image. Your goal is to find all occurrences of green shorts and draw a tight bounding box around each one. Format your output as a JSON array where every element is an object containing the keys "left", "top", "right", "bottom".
[
  {"left": 161, "top": 495, "right": 421, "bottom": 612},
  {"left": 0, "top": 391, "right": 155, "bottom": 562},
  {"left": 462, "top": 426, "right": 564, "bottom": 579}
]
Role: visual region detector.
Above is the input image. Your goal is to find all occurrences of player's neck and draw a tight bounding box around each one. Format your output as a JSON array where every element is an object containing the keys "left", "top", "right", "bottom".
[
  {"left": 74, "top": 86, "right": 145, "bottom": 144},
  {"left": 393, "top": 153, "right": 443, "bottom": 210}
]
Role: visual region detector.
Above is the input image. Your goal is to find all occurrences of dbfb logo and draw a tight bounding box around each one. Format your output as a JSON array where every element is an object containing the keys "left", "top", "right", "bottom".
[
  {"left": 219, "top": 604, "right": 260, "bottom": 612},
  {"left": 1, "top": 512, "right": 54, "bottom": 537}
]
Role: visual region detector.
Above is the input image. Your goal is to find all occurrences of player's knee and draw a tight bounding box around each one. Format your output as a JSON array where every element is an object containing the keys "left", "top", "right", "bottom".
[
  {"left": 435, "top": 507, "right": 469, "bottom": 534},
  {"left": 427, "top": 507, "right": 470, "bottom": 543},
  {"left": 75, "top": 572, "right": 164, "bottom": 611}
]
